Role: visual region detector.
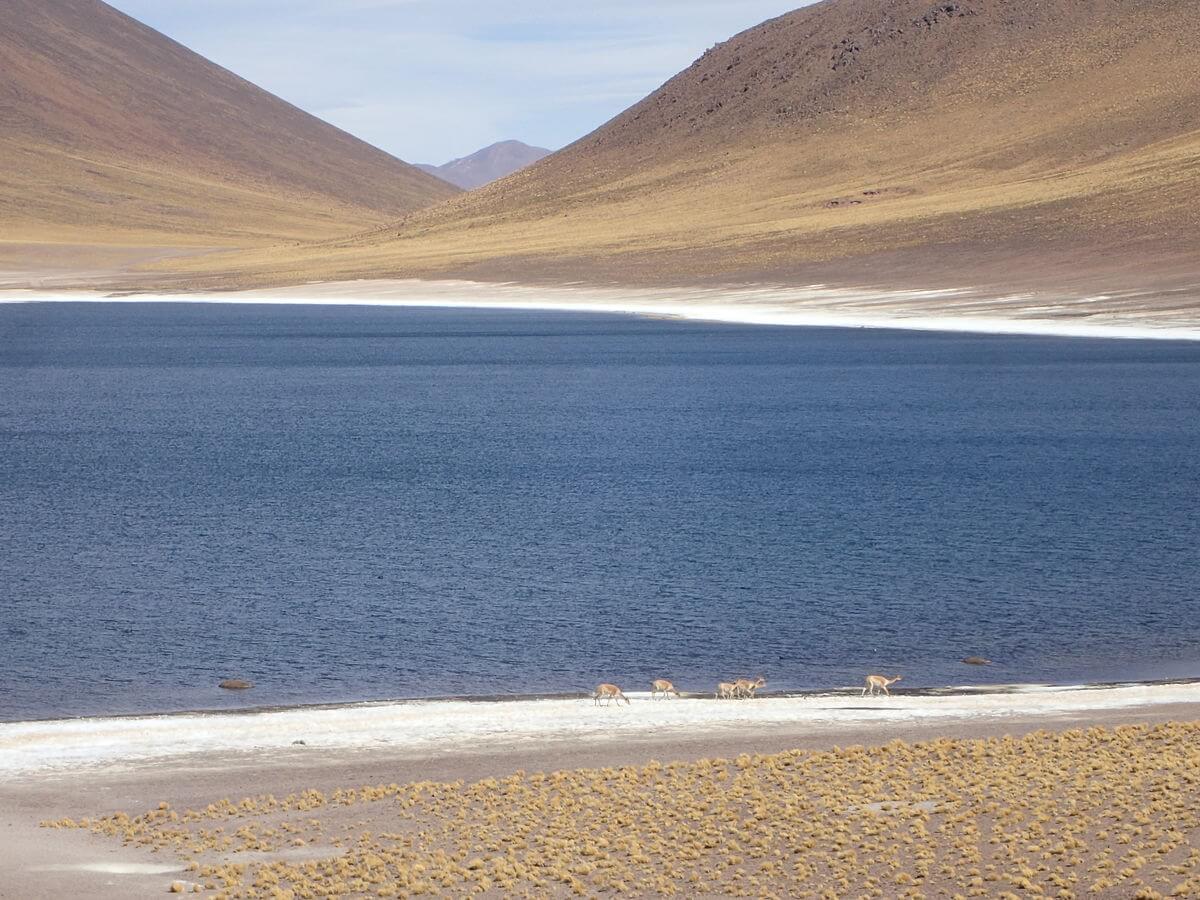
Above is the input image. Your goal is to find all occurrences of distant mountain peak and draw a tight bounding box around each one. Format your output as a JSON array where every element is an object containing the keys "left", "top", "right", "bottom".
[{"left": 418, "top": 141, "right": 552, "bottom": 190}]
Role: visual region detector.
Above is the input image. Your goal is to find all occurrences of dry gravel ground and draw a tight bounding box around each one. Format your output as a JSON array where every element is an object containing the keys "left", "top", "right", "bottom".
[{"left": 5, "top": 703, "right": 1200, "bottom": 898}]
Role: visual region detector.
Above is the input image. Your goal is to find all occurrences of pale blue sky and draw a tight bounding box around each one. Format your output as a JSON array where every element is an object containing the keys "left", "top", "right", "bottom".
[{"left": 106, "top": 1, "right": 807, "bottom": 164}]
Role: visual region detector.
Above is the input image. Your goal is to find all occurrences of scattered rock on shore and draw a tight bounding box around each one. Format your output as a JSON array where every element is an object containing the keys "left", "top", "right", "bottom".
[
  {"left": 961, "top": 656, "right": 991, "bottom": 666},
  {"left": 219, "top": 678, "right": 253, "bottom": 690}
]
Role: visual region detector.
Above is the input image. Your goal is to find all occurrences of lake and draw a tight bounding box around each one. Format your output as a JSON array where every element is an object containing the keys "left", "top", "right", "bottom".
[{"left": 1, "top": 301, "right": 1198, "bottom": 720}]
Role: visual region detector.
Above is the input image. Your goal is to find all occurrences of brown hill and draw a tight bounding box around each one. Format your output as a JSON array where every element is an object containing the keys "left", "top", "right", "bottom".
[
  {"left": 0, "top": 0, "right": 458, "bottom": 255},
  {"left": 179, "top": 0, "right": 1200, "bottom": 305}
]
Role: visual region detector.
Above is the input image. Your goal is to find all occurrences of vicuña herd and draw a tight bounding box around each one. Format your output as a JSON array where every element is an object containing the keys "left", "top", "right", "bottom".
[{"left": 593, "top": 674, "right": 902, "bottom": 705}]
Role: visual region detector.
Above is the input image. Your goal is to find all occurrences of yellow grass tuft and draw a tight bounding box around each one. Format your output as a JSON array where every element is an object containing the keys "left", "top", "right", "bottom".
[{"left": 46, "top": 721, "right": 1200, "bottom": 896}]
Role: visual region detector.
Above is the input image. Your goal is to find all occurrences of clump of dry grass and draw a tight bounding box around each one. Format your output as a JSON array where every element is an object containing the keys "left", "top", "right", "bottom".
[{"left": 50, "top": 722, "right": 1200, "bottom": 897}]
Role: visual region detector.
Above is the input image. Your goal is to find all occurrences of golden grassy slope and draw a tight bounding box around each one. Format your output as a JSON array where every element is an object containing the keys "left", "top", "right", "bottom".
[
  {"left": 49, "top": 722, "right": 1200, "bottom": 897},
  {"left": 0, "top": 0, "right": 458, "bottom": 249},
  {"left": 169, "top": 0, "right": 1200, "bottom": 295}
]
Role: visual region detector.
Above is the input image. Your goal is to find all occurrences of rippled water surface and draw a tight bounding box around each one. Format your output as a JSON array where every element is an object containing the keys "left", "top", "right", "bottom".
[{"left": 1, "top": 302, "right": 1198, "bottom": 720}]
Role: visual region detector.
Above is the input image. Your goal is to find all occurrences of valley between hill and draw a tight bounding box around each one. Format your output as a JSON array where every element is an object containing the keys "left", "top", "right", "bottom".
[{"left": 133, "top": 0, "right": 1199, "bottom": 320}]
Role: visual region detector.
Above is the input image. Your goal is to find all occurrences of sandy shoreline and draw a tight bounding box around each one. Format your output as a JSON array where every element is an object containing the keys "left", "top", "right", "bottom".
[
  {"left": 3, "top": 278, "right": 1200, "bottom": 340},
  {"left": 4, "top": 694, "right": 1200, "bottom": 898},
  {"left": 2, "top": 680, "right": 1198, "bottom": 780}
]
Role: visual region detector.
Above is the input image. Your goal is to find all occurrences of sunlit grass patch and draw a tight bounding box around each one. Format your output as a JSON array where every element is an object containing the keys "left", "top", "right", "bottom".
[{"left": 50, "top": 721, "right": 1200, "bottom": 897}]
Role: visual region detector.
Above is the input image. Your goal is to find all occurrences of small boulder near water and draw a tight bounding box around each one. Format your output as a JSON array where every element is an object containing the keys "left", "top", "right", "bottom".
[
  {"left": 219, "top": 678, "right": 253, "bottom": 690},
  {"left": 961, "top": 656, "right": 991, "bottom": 666}
]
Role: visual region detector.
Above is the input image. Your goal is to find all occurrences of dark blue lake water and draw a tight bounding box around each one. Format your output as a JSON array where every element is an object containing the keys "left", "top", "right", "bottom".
[{"left": 1, "top": 302, "right": 1198, "bottom": 720}]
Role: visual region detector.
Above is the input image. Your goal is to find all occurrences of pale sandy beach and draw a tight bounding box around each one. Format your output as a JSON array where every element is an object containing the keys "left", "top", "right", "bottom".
[
  {"left": 4, "top": 278, "right": 1200, "bottom": 340},
  {"left": 3, "top": 682, "right": 1200, "bottom": 897},
  {"left": 5, "top": 681, "right": 1200, "bottom": 779}
]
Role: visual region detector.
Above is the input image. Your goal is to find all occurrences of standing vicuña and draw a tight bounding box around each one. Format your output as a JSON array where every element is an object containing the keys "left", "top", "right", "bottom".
[
  {"left": 593, "top": 683, "right": 630, "bottom": 706},
  {"left": 733, "top": 676, "right": 766, "bottom": 699},
  {"left": 716, "top": 681, "right": 738, "bottom": 700},
  {"left": 651, "top": 679, "right": 681, "bottom": 700},
  {"left": 862, "top": 674, "right": 902, "bottom": 697}
]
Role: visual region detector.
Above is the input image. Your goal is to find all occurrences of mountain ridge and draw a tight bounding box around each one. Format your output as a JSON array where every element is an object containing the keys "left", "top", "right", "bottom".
[{"left": 417, "top": 140, "right": 552, "bottom": 190}]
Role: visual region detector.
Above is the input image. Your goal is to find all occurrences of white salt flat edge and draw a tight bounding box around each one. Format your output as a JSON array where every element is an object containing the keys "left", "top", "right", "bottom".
[
  {"left": 2, "top": 681, "right": 1198, "bottom": 777},
  {"left": 28, "top": 862, "right": 185, "bottom": 875},
  {"left": 2, "top": 280, "right": 1198, "bottom": 340}
]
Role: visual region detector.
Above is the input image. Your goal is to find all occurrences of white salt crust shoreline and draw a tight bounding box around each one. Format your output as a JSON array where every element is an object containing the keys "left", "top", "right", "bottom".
[
  {"left": 3, "top": 681, "right": 1198, "bottom": 777},
  {"left": 3, "top": 279, "right": 1199, "bottom": 340}
]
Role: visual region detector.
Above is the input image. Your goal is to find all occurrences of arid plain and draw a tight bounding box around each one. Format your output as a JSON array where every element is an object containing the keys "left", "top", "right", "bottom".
[{"left": 4, "top": 693, "right": 1200, "bottom": 899}]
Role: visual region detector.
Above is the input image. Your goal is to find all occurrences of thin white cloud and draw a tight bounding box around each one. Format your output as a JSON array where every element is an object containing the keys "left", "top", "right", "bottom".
[{"left": 106, "top": 1, "right": 809, "bottom": 163}]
